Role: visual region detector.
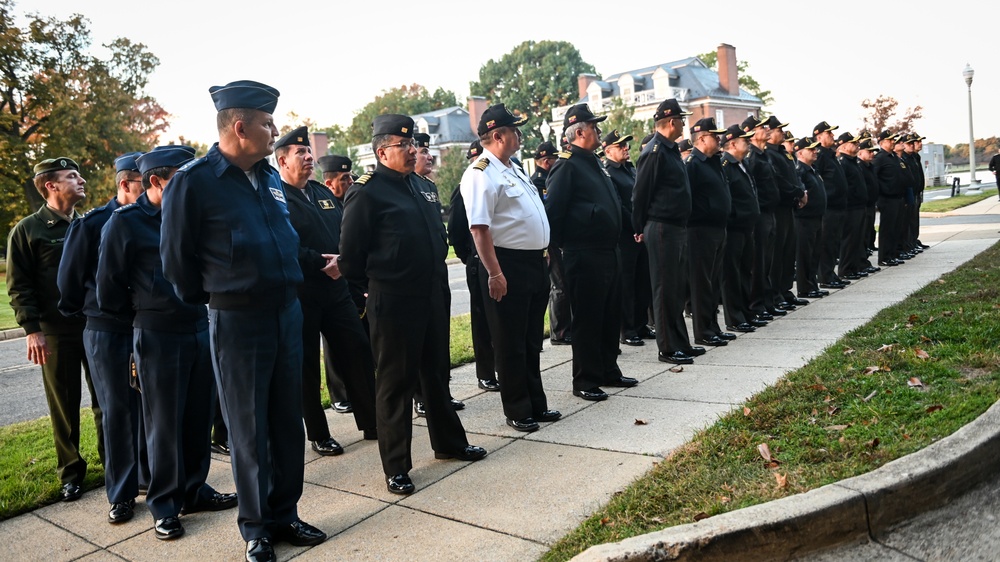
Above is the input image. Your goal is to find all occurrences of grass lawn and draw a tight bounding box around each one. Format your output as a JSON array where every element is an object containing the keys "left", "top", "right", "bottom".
[
  {"left": 0, "top": 276, "right": 16, "bottom": 331},
  {"left": 541, "top": 241, "right": 1000, "bottom": 561},
  {"left": 921, "top": 188, "right": 998, "bottom": 213}
]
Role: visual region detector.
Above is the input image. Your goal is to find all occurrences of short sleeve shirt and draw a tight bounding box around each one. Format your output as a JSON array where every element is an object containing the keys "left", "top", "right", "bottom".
[{"left": 460, "top": 148, "right": 550, "bottom": 250}]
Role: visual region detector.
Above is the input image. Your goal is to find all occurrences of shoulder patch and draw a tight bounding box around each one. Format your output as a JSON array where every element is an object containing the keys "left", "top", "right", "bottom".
[
  {"left": 473, "top": 157, "right": 489, "bottom": 172},
  {"left": 112, "top": 203, "right": 138, "bottom": 214},
  {"left": 558, "top": 151, "right": 572, "bottom": 159},
  {"left": 178, "top": 156, "right": 206, "bottom": 172},
  {"left": 652, "top": 143, "right": 659, "bottom": 152},
  {"left": 354, "top": 172, "right": 373, "bottom": 185},
  {"left": 82, "top": 206, "right": 107, "bottom": 220}
]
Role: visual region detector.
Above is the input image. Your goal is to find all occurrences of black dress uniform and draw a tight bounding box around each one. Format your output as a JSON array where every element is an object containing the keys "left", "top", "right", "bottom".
[
  {"left": 859, "top": 143, "right": 881, "bottom": 255},
  {"left": 7, "top": 188, "right": 103, "bottom": 492},
  {"left": 764, "top": 117, "right": 806, "bottom": 306},
  {"left": 58, "top": 181, "right": 146, "bottom": 511},
  {"left": 874, "top": 133, "right": 906, "bottom": 265},
  {"left": 533, "top": 163, "right": 572, "bottom": 343},
  {"left": 903, "top": 139, "right": 926, "bottom": 249},
  {"left": 98, "top": 185, "right": 222, "bottom": 524},
  {"left": 838, "top": 148, "right": 868, "bottom": 278},
  {"left": 545, "top": 140, "right": 627, "bottom": 394},
  {"left": 814, "top": 141, "right": 848, "bottom": 285},
  {"left": 720, "top": 147, "right": 760, "bottom": 331},
  {"left": 794, "top": 144, "right": 828, "bottom": 297},
  {"left": 745, "top": 140, "right": 781, "bottom": 318},
  {"left": 686, "top": 141, "right": 731, "bottom": 343},
  {"left": 339, "top": 158, "right": 472, "bottom": 478},
  {"left": 282, "top": 172, "right": 377, "bottom": 446}
]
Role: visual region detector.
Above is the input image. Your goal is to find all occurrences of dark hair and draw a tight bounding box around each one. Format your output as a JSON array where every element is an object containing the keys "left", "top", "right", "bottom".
[
  {"left": 217, "top": 107, "right": 255, "bottom": 134},
  {"left": 142, "top": 167, "right": 176, "bottom": 189}
]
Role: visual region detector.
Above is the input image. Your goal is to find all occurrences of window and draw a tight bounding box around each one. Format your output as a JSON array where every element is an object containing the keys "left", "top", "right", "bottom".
[{"left": 716, "top": 109, "right": 725, "bottom": 129}]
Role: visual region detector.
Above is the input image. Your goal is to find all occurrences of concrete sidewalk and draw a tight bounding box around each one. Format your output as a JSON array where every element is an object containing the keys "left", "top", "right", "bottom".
[{"left": 2, "top": 198, "right": 998, "bottom": 562}]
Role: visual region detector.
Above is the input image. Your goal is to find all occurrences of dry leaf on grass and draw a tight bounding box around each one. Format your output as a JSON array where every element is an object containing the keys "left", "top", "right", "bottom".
[
  {"left": 863, "top": 366, "right": 881, "bottom": 375},
  {"left": 942, "top": 310, "right": 954, "bottom": 317},
  {"left": 634, "top": 419, "right": 648, "bottom": 425},
  {"left": 824, "top": 395, "right": 834, "bottom": 403},
  {"left": 877, "top": 343, "right": 896, "bottom": 352},
  {"left": 926, "top": 404, "right": 944, "bottom": 413},
  {"left": 743, "top": 406, "right": 751, "bottom": 416},
  {"left": 774, "top": 473, "right": 788, "bottom": 489},
  {"left": 757, "top": 443, "right": 772, "bottom": 462},
  {"left": 908, "top": 314, "right": 920, "bottom": 323},
  {"left": 863, "top": 390, "right": 877, "bottom": 402},
  {"left": 843, "top": 347, "right": 855, "bottom": 355},
  {"left": 828, "top": 405, "right": 840, "bottom": 416},
  {"left": 600, "top": 517, "right": 613, "bottom": 526},
  {"left": 694, "top": 512, "right": 709, "bottom": 522},
  {"left": 915, "top": 348, "right": 930, "bottom": 359},
  {"left": 825, "top": 424, "right": 849, "bottom": 431},
  {"left": 920, "top": 335, "right": 932, "bottom": 343},
  {"left": 718, "top": 495, "right": 731, "bottom": 504},
  {"left": 907, "top": 377, "right": 924, "bottom": 388},
  {"left": 807, "top": 384, "right": 827, "bottom": 391}
]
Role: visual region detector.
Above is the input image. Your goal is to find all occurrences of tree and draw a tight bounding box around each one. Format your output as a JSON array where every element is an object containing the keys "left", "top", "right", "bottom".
[
  {"left": 0, "top": 2, "right": 168, "bottom": 234},
  {"left": 698, "top": 51, "right": 774, "bottom": 109},
  {"left": 860, "top": 95, "right": 923, "bottom": 136},
  {"left": 344, "top": 84, "right": 458, "bottom": 145},
  {"left": 470, "top": 40, "right": 596, "bottom": 154},
  {"left": 432, "top": 146, "right": 468, "bottom": 210},
  {"left": 597, "top": 97, "right": 653, "bottom": 163}
]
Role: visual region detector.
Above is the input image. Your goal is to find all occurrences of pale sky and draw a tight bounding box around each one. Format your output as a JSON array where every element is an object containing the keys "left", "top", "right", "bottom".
[{"left": 29, "top": 0, "right": 998, "bottom": 149}]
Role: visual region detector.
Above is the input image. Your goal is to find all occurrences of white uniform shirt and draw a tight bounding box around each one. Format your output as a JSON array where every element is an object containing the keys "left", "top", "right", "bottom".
[{"left": 460, "top": 148, "right": 550, "bottom": 250}]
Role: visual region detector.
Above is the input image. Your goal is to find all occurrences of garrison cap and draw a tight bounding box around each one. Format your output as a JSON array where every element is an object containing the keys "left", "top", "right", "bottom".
[
  {"left": 413, "top": 132, "right": 431, "bottom": 148},
  {"left": 813, "top": 121, "right": 839, "bottom": 136},
  {"left": 478, "top": 103, "right": 527, "bottom": 136},
  {"left": 762, "top": 115, "right": 788, "bottom": 129},
  {"left": 740, "top": 116, "right": 763, "bottom": 132},
  {"left": 466, "top": 140, "right": 483, "bottom": 160},
  {"left": 533, "top": 141, "right": 557, "bottom": 159},
  {"left": 653, "top": 98, "right": 691, "bottom": 121},
  {"left": 318, "top": 155, "right": 352, "bottom": 173},
  {"left": 877, "top": 130, "right": 896, "bottom": 142},
  {"left": 114, "top": 152, "right": 143, "bottom": 173},
  {"left": 372, "top": 114, "right": 414, "bottom": 138},
  {"left": 677, "top": 139, "right": 694, "bottom": 152},
  {"left": 640, "top": 133, "right": 655, "bottom": 150},
  {"left": 563, "top": 103, "right": 607, "bottom": 130},
  {"left": 274, "top": 126, "right": 310, "bottom": 150},
  {"left": 209, "top": 80, "right": 279, "bottom": 113},
  {"left": 136, "top": 145, "right": 196, "bottom": 174},
  {"left": 690, "top": 117, "right": 725, "bottom": 135},
  {"left": 794, "top": 138, "right": 820, "bottom": 152},
  {"left": 33, "top": 157, "right": 81, "bottom": 177},
  {"left": 721, "top": 124, "right": 753, "bottom": 145},
  {"left": 601, "top": 130, "right": 633, "bottom": 149},
  {"left": 835, "top": 131, "right": 861, "bottom": 145}
]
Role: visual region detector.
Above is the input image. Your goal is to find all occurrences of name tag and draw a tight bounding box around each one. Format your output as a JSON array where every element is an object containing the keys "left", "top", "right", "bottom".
[
  {"left": 269, "top": 187, "right": 286, "bottom": 203},
  {"left": 318, "top": 199, "right": 334, "bottom": 210},
  {"left": 421, "top": 191, "right": 439, "bottom": 203}
]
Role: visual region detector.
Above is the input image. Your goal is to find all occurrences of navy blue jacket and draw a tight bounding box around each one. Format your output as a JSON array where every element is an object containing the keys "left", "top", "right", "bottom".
[{"left": 633, "top": 133, "right": 691, "bottom": 230}]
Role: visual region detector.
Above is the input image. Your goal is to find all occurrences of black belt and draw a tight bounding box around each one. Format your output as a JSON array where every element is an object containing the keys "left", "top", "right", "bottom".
[
  {"left": 85, "top": 316, "right": 132, "bottom": 334},
  {"left": 494, "top": 247, "right": 544, "bottom": 258},
  {"left": 209, "top": 287, "right": 297, "bottom": 310}
]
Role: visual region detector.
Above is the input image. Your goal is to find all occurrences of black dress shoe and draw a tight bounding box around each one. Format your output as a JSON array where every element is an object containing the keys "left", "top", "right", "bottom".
[
  {"left": 332, "top": 401, "right": 353, "bottom": 414},
  {"left": 210, "top": 441, "right": 230, "bottom": 455},
  {"left": 865, "top": 266, "right": 882, "bottom": 273},
  {"left": 801, "top": 290, "right": 823, "bottom": 298},
  {"left": 774, "top": 301, "right": 796, "bottom": 311},
  {"left": 451, "top": 398, "right": 465, "bottom": 410},
  {"left": 757, "top": 311, "right": 774, "bottom": 321},
  {"left": 768, "top": 308, "right": 787, "bottom": 317},
  {"left": 749, "top": 318, "right": 768, "bottom": 327},
  {"left": 181, "top": 490, "right": 238, "bottom": 514},
  {"left": 414, "top": 401, "right": 426, "bottom": 417},
  {"left": 877, "top": 260, "right": 898, "bottom": 266},
  {"left": 535, "top": 410, "right": 562, "bottom": 422},
  {"left": 620, "top": 335, "right": 644, "bottom": 346},
  {"left": 311, "top": 438, "right": 344, "bottom": 456},
  {"left": 790, "top": 297, "right": 810, "bottom": 306},
  {"left": 154, "top": 516, "right": 184, "bottom": 540},
  {"left": 246, "top": 538, "right": 276, "bottom": 562},
  {"left": 695, "top": 335, "right": 728, "bottom": 346},
  {"left": 819, "top": 282, "right": 846, "bottom": 289},
  {"left": 638, "top": 327, "right": 656, "bottom": 339},
  {"left": 818, "top": 289, "right": 830, "bottom": 296},
  {"left": 659, "top": 351, "right": 693, "bottom": 364},
  {"left": 550, "top": 337, "right": 572, "bottom": 345},
  {"left": 434, "top": 445, "right": 488, "bottom": 461},
  {"left": 108, "top": 499, "right": 135, "bottom": 524},
  {"left": 573, "top": 387, "right": 609, "bottom": 401},
  {"left": 61, "top": 482, "right": 82, "bottom": 502},
  {"left": 844, "top": 273, "right": 861, "bottom": 280},
  {"left": 716, "top": 332, "right": 737, "bottom": 341},
  {"left": 386, "top": 474, "right": 415, "bottom": 495},
  {"left": 918, "top": 242, "right": 930, "bottom": 249},
  {"left": 685, "top": 346, "right": 707, "bottom": 356},
  {"left": 606, "top": 376, "right": 638, "bottom": 387},
  {"left": 726, "top": 323, "right": 756, "bottom": 333},
  {"left": 506, "top": 417, "right": 539, "bottom": 432},
  {"left": 478, "top": 379, "right": 500, "bottom": 391},
  {"left": 271, "top": 519, "right": 327, "bottom": 546}
]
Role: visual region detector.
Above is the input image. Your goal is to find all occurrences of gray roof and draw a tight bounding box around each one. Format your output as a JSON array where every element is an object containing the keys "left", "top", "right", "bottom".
[
  {"left": 411, "top": 106, "right": 477, "bottom": 144},
  {"left": 583, "top": 56, "right": 761, "bottom": 104}
]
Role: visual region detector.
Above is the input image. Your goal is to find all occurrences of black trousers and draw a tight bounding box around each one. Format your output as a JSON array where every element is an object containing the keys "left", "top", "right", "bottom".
[
  {"left": 563, "top": 247, "right": 623, "bottom": 391},
  {"left": 368, "top": 282, "right": 468, "bottom": 476},
  {"left": 877, "top": 197, "right": 904, "bottom": 263},
  {"left": 688, "top": 226, "right": 726, "bottom": 341},
  {"left": 209, "top": 300, "right": 304, "bottom": 541},
  {"left": 83, "top": 328, "right": 143, "bottom": 504},
  {"left": 466, "top": 256, "right": 496, "bottom": 382},
  {"left": 547, "top": 245, "right": 572, "bottom": 341},
  {"left": 749, "top": 211, "right": 776, "bottom": 315},
  {"left": 908, "top": 190, "right": 923, "bottom": 246},
  {"left": 838, "top": 207, "right": 866, "bottom": 277},
  {"left": 41, "top": 328, "right": 103, "bottom": 486},
  {"left": 135, "top": 328, "right": 214, "bottom": 520},
  {"left": 619, "top": 236, "right": 652, "bottom": 340},
  {"left": 796, "top": 216, "right": 823, "bottom": 295},
  {"left": 771, "top": 207, "right": 798, "bottom": 303},
  {"left": 301, "top": 286, "right": 377, "bottom": 442},
  {"left": 819, "top": 208, "right": 846, "bottom": 283},
  {"left": 479, "top": 249, "right": 549, "bottom": 419},
  {"left": 644, "top": 221, "right": 691, "bottom": 354},
  {"left": 722, "top": 228, "right": 754, "bottom": 327}
]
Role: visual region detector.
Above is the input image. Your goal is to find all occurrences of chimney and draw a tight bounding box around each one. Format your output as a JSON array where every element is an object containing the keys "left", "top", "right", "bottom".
[
  {"left": 717, "top": 43, "right": 739, "bottom": 96},
  {"left": 309, "top": 131, "right": 328, "bottom": 157},
  {"left": 468, "top": 96, "right": 489, "bottom": 135},
  {"left": 578, "top": 73, "right": 598, "bottom": 101}
]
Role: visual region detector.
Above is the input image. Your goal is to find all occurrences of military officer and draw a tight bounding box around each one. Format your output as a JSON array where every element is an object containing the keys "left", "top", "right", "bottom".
[
  {"left": 546, "top": 104, "right": 636, "bottom": 401},
  {"left": 812, "top": 121, "right": 849, "bottom": 290},
  {"left": 159, "top": 81, "right": 326, "bottom": 562},
  {"left": 793, "top": 138, "right": 828, "bottom": 299},
  {"left": 531, "top": 141, "right": 572, "bottom": 345},
  {"left": 98, "top": 145, "right": 238, "bottom": 541},
  {"left": 678, "top": 138, "right": 694, "bottom": 160},
  {"left": 874, "top": 130, "right": 906, "bottom": 266},
  {"left": 835, "top": 132, "right": 869, "bottom": 280},
  {"left": 57, "top": 151, "right": 147, "bottom": 523},
  {"left": 340, "top": 114, "right": 486, "bottom": 495},
  {"left": 763, "top": 117, "right": 808, "bottom": 309},
  {"left": 857, "top": 136, "right": 882, "bottom": 265},
  {"left": 7, "top": 157, "right": 103, "bottom": 502},
  {"left": 903, "top": 133, "right": 929, "bottom": 251},
  {"left": 719, "top": 124, "right": 760, "bottom": 333},
  {"left": 274, "top": 127, "right": 378, "bottom": 457},
  {"left": 740, "top": 116, "right": 783, "bottom": 323}
]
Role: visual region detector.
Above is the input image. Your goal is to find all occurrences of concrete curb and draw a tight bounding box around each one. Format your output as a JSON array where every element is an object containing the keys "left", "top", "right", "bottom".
[
  {"left": 572, "top": 399, "right": 1000, "bottom": 562},
  {"left": 0, "top": 327, "right": 25, "bottom": 341}
]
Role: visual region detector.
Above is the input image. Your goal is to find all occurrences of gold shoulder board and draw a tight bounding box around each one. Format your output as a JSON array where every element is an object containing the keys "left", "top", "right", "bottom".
[
  {"left": 355, "top": 173, "right": 373, "bottom": 185},
  {"left": 473, "top": 158, "right": 489, "bottom": 171},
  {"left": 558, "top": 151, "right": 572, "bottom": 159}
]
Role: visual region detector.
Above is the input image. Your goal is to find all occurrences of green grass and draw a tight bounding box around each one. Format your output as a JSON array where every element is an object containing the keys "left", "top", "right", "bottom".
[
  {"left": 921, "top": 188, "right": 998, "bottom": 213},
  {"left": 0, "top": 277, "right": 16, "bottom": 331},
  {"left": 541, "top": 241, "right": 1000, "bottom": 561}
]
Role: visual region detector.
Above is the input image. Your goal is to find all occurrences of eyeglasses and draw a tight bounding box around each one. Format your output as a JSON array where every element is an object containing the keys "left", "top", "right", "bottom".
[{"left": 382, "top": 140, "right": 416, "bottom": 150}]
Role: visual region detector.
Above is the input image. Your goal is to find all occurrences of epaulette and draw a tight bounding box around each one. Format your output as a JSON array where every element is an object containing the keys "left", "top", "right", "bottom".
[
  {"left": 81, "top": 206, "right": 106, "bottom": 220},
  {"left": 473, "top": 158, "right": 489, "bottom": 172},
  {"left": 785, "top": 153, "right": 794, "bottom": 161},
  {"left": 112, "top": 203, "right": 139, "bottom": 214},
  {"left": 557, "top": 151, "right": 572, "bottom": 159},
  {"left": 354, "top": 172, "right": 373, "bottom": 186},
  {"left": 418, "top": 173, "right": 436, "bottom": 185},
  {"left": 652, "top": 143, "right": 659, "bottom": 152},
  {"left": 721, "top": 158, "right": 730, "bottom": 167},
  {"left": 178, "top": 156, "right": 207, "bottom": 172}
]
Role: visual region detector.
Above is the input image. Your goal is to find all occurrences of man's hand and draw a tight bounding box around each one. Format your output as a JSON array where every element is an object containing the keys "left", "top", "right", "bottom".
[
  {"left": 26, "top": 332, "right": 49, "bottom": 366},
  {"left": 321, "top": 254, "right": 342, "bottom": 280},
  {"left": 797, "top": 191, "right": 809, "bottom": 209},
  {"left": 634, "top": 233, "right": 644, "bottom": 243},
  {"left": 488, "top": 272, "right": 507, "bottom": 302}
]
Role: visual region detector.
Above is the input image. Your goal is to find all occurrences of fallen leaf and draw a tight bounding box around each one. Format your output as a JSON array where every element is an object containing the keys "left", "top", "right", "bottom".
[
  {"left": 743, "top": 406, "right": 751, "bottom": 416},
  {"left": 757, "top": 443, "right": 772, "bottom": 462},
  {"left": 807, "top": 384, "right": 827, "bottom": 391},
  {"left": 959, "top": 307, "right": 964, "bottom": 314},
  {"left": 634, "top": 419, "right": 648, "bottom": 425},
  {"left": 811, "top": 408, "right": 819, "bottom": 416},
  {"left": 937, "top": 279, "right": 946, "bottom": 284},
  {"left": 774, "top": 473, "right": 788, "bottom": 489},
  {"left": 863, "top": 366, "right": 880, "bottom": 375},
  {"left": 843, "top": 347, "right": 855, "bottom": 355},
  {"left": 668, "top": 366, "right": 684, "bottom": 373},
  {"left": 869, "top": 438, "right": 880, "bottom": 449},
  {"left": 907, "top": 377, "right": 924, "bottom": 388},
  {"left": 839, "top": 436, "right": 846, "bottom": 443},
  {"left": 649, "top": 517, "right": 664, "bottom": 524},
  {"left": 915, "top": 348, "right": 930, "bottom": 359},
  {"left": 877, "top": 343, "right": 895, "bottom": 352},
  {"left": 903, "top": 433, "right": 911, "bottom": 439},
  {"left": 694, "top": 512, "right": 709, "bottom": 522},
  {"left": 600, "top": 517, "right": 612, "bottom": 526},
  {"left": 908, "top": 314, "right": 920, "bottom": 323},
  {"left": 920, "top": 335, "right": 932, "bottom": 343},
  {"left": 824, "top": 395, "right": 834, "bottom": 403},
  {"left": 718, "top": 495, "right": 731, "bottom": 504},
  {"left": 926, "top": 404, "right": 944, "bottom": 413},
  {"left": 765, "top": 461, "right": 780, "bottom": 469},
  {"left": 882, "top": 366, "right": 892, "bottom": 372},
  {"left": 863, "top": 390, "right": 877, "bottom": 402},
  {"left": 825, "top": 424, "right": 849, "bottom": 431},
  {"left": 942, "top": 310, "right": 954, "bottom": 317},
  {"left": 828, "top": 405, "right": 840, "bottom": 415}
]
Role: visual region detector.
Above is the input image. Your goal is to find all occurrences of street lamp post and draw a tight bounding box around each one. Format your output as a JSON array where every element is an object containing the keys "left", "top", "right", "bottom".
[{"left": 963, "top": 63, "right": 979, "bottom": 185}]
